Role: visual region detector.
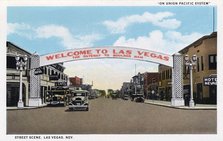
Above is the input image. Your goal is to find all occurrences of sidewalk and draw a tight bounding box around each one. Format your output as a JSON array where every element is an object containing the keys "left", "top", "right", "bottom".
[
  {"left": 144, "top": 99, "right": 217, "bottom": 110},
  {"left": 7, "top": 104, "right": 47, "bottom": 110}
]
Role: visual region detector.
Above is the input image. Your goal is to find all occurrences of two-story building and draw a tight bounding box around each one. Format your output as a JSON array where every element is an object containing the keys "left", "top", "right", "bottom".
[
  {"left": 6, "top": 41, "right": 69, "bottom": 107},
  {"left": 143, "top": 72, "right": 159, "bottom": 99},
  {"left": 6, "top": 42, "right": 31, "bottom": 106},
  {"left": 157, "top": 32, "right": 217, "bottom": 104},
  {"left": 179, "top": 32, "right": 217, "bottom": 104}
]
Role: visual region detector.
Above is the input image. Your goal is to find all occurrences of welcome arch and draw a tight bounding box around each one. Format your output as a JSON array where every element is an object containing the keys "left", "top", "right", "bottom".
[
  {"left": 29, "top": 46, "right": 184, "bottom": 107},
  {"left": 39, "top": 46, "right": 173, "bottom": 67}
]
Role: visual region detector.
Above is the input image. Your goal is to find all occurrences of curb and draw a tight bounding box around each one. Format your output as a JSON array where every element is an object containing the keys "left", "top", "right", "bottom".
[{"left": 144, "top": 101, "right": 217, "bottom": 110}]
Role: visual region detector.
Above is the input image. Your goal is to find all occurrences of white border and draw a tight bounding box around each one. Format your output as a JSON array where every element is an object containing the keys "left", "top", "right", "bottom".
[
  {"left": 1, "top": 0, "right": 222, "bottom": 141},
  {"left": 2, "top": 0, "right": 218, "bottom": 6}
]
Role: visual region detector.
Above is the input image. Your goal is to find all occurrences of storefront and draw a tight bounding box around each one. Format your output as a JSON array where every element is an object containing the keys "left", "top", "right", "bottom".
[
  {"left": 204, "top": 75, "right": 217, "bottom": 104},
  {"left": 7, "top": 82, "right": 26, "bottom": 107}
]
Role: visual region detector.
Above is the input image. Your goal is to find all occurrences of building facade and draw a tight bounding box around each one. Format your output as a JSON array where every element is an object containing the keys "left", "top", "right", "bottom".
[
  {"left": 120, "top": 82, "right": 132, "bottom": 97},
  {"left": 40, "top": 63, "right": 68, "bottom": 104},
  {"left": 158, "top": 65, "right": 172, "bottom": 101},
  {"left": 179, "top": 32, "right": 217, "bottom": 104},
  {"left": 6, "top": 42, "right": 31, "bottom": 106},
  {"left": 69, "top": 76, "right": 83, "bottom": 87},
  {"left": 6, "top": 41, "right": 68, "bottom": 107},
  {"left": 157, "top": 32, "right": 217, "bottom": 104},
  {"left": 143, "top": 72, "right": 159, "bottom": 99}
]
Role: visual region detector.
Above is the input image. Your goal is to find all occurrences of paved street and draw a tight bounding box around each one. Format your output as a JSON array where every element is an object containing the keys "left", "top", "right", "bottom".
[{"left": 7, "top": 98, "right": 216, "bottom": 134}]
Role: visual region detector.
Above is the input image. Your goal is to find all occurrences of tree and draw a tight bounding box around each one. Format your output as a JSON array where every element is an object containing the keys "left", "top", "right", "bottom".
[{"left": 107, "top": 89, "right": 114, "bottom": 96}]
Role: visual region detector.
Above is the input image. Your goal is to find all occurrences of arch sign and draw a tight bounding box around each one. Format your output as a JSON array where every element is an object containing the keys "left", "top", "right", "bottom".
[
  {"left": 30, "top": 46, "right": 184, "bottom": 107},
  {"left": 40, "top": 46, "right": 173, "bottom": 67}
]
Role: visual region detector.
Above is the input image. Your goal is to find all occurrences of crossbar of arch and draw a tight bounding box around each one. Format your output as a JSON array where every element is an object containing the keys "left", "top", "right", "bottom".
[{"left": 39, "top": 46, "right": 173, "bottom": 67}]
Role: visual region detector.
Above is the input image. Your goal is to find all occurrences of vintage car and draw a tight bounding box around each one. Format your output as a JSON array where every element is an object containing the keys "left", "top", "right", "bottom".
[
  {"left": 50, "top": 95, "right": 65, "bottom": 105},
  {"left": 131, "top": 93, "right": 145, "bottom": 103},
  {"left": 134, "top": 95, "right": 145, "bottom": 103},
  {"left": 68, "top": 89, "right": 89, "bottom": 111},
  {"left": 46, "top": 90, "right": 68, "bottom": 106},
  {"left": 122, "top": 94, "right": 129, "bottom": 100}
]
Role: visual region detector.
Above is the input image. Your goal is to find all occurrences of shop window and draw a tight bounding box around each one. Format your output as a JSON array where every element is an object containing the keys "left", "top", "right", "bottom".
[
  {"left": 167, "top": 70, "right": 169, "bottom": 79},
  {"left": 201, "top": 56, "right": 204, "bottom": 71},
  {"left": 197, "top": 57, "right": 200, "bottom": 72},
  {"left": 209, "top": 54, "right": 217, "bottom": 70},
  {"left": 162, "top": 71, "right": 165, "bottom": 80},
  {"left": 209, "top": 85, "right": 217, "bottom": 104}
]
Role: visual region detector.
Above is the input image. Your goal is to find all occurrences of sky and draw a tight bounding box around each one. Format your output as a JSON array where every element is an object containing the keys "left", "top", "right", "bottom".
[{"left": 7, "top": 6, "right": 217, "bottom": 90}]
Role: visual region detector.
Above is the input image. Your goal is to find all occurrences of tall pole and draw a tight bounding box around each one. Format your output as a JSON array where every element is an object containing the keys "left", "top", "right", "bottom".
[
  {"left": 189, "top": 64, "right": 194, "bottom": 107},
  {"left": 184, "top": 54, "right": 196, "bottom": 107},
  {"left": 134, "top": 64, "right": 137, "bottom": 96},
  {"left": 18, "top": 67, "right": 24, "bottom": 108},
  {"left": 16, "top": 55, "right": 27, "bottom": 108}
]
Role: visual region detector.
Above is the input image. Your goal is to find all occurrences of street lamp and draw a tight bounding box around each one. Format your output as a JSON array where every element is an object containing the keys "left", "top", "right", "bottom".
[
  {"left": 184, "top": 54, "right": 197, "bottom": 107},
  {"left": 15, "top": 55, "right": 28, "bottom": 108}
]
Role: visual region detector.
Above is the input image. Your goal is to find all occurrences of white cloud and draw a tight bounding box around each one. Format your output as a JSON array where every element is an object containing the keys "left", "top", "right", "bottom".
[
  {"left": 7, "top": 23, "right": 35, "bottom": 39},
  {"left": 103, "top": 12, "right": 181, "bottom": 34},
  {"left": 113, "top": 30, "right": 204, "bottom": 54},
  {"left": 8, "top": 23, "right": 102, "bottom": 49},
  {"left": 63, "top": 28, "right": 203, "bottom": 90},
  {"left": 36, "top": 24, "right": 102, "bottom": 49}
]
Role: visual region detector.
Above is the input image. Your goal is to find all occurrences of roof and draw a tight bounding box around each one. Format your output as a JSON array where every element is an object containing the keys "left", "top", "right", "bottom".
[
  {"left": 178, "top": 32, "right": 217, "bottom": 54},
  {"left": 7, "top": 41, "right": 32, "bottom": 55}
]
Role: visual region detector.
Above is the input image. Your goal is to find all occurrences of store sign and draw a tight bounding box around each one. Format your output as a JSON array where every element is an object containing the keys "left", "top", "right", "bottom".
[
  {"left": 55, "top": 81, "right": 67, "bottom": 86},
  {"left": 34, "top": 67, "right": 43, "bottom": 75},
  {"left": 40, "top": 47, "right": 173, "bottom": 67},
  {"left": 51, "top": 86, "right": 68, "bottom": 90},
  {"left": 49, "top": 75, "right": 59, "bottom": 81},
  {"left": 203, "top": 76, "right": 217, "bottom": 86}
]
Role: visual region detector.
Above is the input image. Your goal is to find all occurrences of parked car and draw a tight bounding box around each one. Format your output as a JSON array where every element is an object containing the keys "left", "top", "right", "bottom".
[
  {"left": 46, "top": 90, "right": 68, "bottom": 106},
  {"left": 133, "top": 94, "right": 145, "bottom": 103},
  {"left": 111, "top": 92, "right": 118, "bottom": 100},
  {"left": 134, "top": 96, "right": 145, "bottom": 102},
  {"left": 122, "top": 94, "right": 129, "bottom": 100}
]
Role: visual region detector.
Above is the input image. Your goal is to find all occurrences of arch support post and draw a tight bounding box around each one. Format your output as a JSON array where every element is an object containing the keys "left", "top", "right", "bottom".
[
  {"left": 171, "top": 53, "right": 184, "bottom": 107},
  {"left": 28, "top": 55, "right": 42, "bottom": 107}
]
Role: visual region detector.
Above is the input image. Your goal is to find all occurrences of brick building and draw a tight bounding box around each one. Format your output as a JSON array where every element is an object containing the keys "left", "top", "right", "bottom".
[
  {"left": 143, "top": 72, "right": 159, "bottom": 99},
  {"left": 69, "top": 76, "right": 83, "bottom": 87}
]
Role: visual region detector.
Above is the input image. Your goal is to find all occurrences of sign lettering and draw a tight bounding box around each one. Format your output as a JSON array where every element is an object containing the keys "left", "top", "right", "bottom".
[
  {"left": 55, "top": 81, "right": 67, "bottom": 86},
  {"left": 203, "top": 76, "right": 217, "bottom": 86},
  {"left": 34, "top": 67, "right": 43, "bottom": 75},
  {"left": 40, "top": 47, "right": 173, "bottom": 67}
]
